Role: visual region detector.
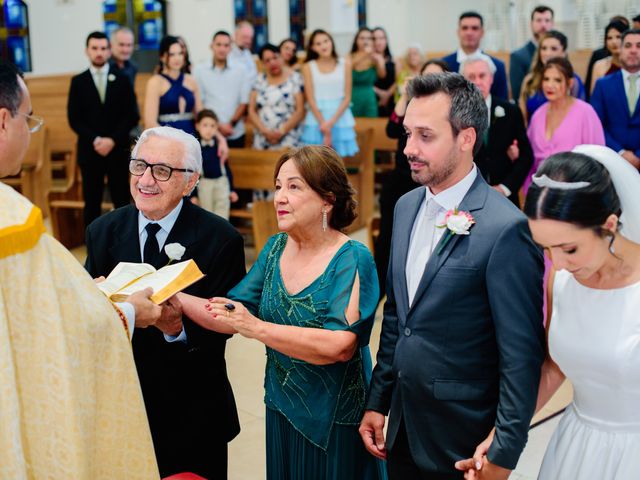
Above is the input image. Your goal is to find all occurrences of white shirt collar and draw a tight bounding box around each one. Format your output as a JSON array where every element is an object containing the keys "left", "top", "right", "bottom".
[
  {"left": 456, "top": 48, "right": 481, "bottom": 63},
  {"left": 89, "top": 64, "right": 110, "bottom": 76},
  {"left": 424, "top": 164, "right": 478, "bottom": 213},
  {"left": 138, "top": 199, "right": 184, "bottom": 238},
  {"left": 621, "top": 69, "right": 640, "bottom": 83}
]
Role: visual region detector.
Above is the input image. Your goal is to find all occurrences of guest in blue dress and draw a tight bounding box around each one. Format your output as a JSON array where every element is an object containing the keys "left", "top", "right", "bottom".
[
  {"left": 301, "top": 30, "right": 359, "bottom": 157},
  {"left": 518, "top": 30, "right": 586, "bottom": 123},
  {"left": 144, "top": 36, "right": 200, "bottom": 135},
  {"left": 179, "top": 145, "right": 386, "bottom": 480}
]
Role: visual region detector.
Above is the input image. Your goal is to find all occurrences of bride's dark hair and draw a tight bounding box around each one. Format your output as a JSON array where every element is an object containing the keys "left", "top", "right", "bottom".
[{"left": 524, "top": 152, "right": 622, "bottom": 238}]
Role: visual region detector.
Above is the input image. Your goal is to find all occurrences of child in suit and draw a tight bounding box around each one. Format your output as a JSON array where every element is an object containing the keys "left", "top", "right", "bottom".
[{"left": 193, "top": 109, "right": 237, "bottom": 219}]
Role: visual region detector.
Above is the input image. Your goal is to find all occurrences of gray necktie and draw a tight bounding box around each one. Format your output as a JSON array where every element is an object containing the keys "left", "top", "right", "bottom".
[
  {"left": 96, "top": 71, "right": 106, "bottom": 103},
  {"left": 628, "top": 74, "right": 638, "bottom": 116}
]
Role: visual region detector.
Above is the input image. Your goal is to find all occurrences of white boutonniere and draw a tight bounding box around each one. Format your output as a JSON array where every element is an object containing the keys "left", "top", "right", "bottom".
[
  {"left": 164, "top": 243, "right": 186, "bottom": 265},
  {"left": 494, "top": 105, "right": 505, "bottom": 118},
  {"left": 108, "top": 73, "right": 116, "bottom": 82},
  {"left": 435, "top": 207, "right": 476, "bottom": 255}
]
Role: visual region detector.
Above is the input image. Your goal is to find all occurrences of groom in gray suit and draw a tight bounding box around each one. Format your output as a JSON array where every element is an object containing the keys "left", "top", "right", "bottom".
[{"left": 360, "top": 73, "right": 545, "bottom": 479}]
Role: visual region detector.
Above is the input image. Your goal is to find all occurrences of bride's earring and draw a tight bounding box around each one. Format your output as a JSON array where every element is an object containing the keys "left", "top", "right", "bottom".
[{"left": 322, "top": 208, "right": 328, "bottom": 232}]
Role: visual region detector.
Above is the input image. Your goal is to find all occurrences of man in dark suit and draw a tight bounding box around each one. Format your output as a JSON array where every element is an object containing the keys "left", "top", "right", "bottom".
[
  {"left": 510, "top": 5, "right": 554, "bottom": 100},
  {"left": 591, "top": 29, "right": 640, "bottom": 170},
  {"left": 359, "top": 73, "right": 544, "bottom": 479},
  {"left": 85, "top": 126, "right": 245, "bottom": 479},
  {"left": 462, "top": 55, "right": 533, "bottom": 206},
  {"left": 441, "top": 12, "right": 509, "bottom": 100},
  {"left": 67, "top": 31, "right": 139, "bottom": 228}
]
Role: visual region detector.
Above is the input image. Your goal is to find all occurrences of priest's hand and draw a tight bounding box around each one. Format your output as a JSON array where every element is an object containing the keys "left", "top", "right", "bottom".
[
  {"left": 126, "top": 287, "right": 162, "bottom": 328},
  {"left": 156, "top": 295, "right": 183, "bottom": 336}
]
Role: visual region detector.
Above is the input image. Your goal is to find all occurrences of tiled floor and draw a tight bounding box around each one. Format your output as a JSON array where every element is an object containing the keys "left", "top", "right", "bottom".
[{"left": 67, "top": 228, "right": 572, "bottom": 480}]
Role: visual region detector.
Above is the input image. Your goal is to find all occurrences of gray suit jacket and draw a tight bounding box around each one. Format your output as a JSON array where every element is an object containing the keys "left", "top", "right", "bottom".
[
  {"left": 367, "top": 174, "right": 544, "bottom": 474},
  {"left": 510, "top": 40, "right": 536, "bottom": 101}
]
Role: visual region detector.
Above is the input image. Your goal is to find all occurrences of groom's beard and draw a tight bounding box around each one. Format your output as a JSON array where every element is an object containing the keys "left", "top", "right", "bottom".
[{"left": 408, "top": 148, "right": 459, "bottom": 188}]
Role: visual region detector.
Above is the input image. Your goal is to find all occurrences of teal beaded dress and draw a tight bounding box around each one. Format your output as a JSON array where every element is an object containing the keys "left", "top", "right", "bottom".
[{"left": 229, "top": 233, "right": 387, "bottom": 480}]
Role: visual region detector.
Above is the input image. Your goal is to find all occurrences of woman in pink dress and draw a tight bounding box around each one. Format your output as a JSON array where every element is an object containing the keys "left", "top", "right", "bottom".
[{"left": 523, "top": 57, "right": 605, "bottom": 194}]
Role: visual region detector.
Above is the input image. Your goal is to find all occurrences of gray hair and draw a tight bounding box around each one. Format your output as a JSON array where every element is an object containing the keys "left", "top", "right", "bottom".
[
  {"left": 110, "top": 26, "right": 134, "bottom": 40},
  {"left": 459, "top": 53, "right": 496, "bottom": 75},
  {"left": 132, "top": 127, "right": 202, "bottom": 186},
  {"left": 407, "top": 72, "right": 488, "bottom": 155}
]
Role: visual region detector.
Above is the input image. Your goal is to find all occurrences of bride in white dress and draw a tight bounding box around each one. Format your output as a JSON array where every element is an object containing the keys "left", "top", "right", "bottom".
[{"left": 455, "top": 145, "right": 640, "bottom": 480}]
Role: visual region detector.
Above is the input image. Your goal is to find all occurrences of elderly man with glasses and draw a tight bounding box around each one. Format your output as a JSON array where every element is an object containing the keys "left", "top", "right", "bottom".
[{"left": 85, "top": 126, "right": 246, "bottom": 479}]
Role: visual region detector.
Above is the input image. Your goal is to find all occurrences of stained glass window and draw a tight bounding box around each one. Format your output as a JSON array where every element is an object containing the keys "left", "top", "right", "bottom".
[
  {"left": 357, "top": 0, "right": 367, "bottom": 28},
  {"left": 0, "top": 0, "right": 31, "bottom": 72},
  {"left": 234, "top": 0, "right": 268, "bottom": 50},
  {"left": 289, "top": 0, "right": 306, "bottom": 48},
  {"left": 102, "top": 0, "right": 166, "bottom": 51}
]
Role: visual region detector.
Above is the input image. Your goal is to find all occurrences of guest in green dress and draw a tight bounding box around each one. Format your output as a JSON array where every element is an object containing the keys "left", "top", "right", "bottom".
[
  {"left": 350, "top": 28, "right": 386, "bottom": 117},
  {"left": 179, "top": 145, "right": 386, "bottom": 480}
]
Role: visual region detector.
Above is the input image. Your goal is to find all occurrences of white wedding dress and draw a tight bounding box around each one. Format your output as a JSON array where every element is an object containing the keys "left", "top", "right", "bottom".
[{"left": 538, "top": 269, "right": 640, "bottom": 479}]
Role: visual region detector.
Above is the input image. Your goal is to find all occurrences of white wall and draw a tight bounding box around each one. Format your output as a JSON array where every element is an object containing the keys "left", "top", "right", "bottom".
[{"left": 28, "top": 0, "right": 104, "bottom": 76}]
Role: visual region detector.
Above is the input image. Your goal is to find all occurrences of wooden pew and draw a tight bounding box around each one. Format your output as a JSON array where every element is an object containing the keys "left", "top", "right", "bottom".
[
  {"left": 227, "top": 148, "right": 282, "bottom": 252},
  {"left": 1, "top": 126, "right": 51, "bottom": 216}
]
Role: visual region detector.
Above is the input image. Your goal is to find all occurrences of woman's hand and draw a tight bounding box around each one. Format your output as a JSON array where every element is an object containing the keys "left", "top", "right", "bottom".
[
  {"left": 454, "top": 428, "right": 495, "bottom": 477},
  {"left": 206, "top": 297, "right": 263, "bottom": 339},
  {"left": 506, "top": 139, "right": 519, "bottom": 162}
]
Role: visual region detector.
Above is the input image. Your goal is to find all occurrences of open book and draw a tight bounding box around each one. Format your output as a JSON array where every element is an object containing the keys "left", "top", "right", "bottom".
[{"left": 97, "top": 259, "right": 204, "bottom": 304}]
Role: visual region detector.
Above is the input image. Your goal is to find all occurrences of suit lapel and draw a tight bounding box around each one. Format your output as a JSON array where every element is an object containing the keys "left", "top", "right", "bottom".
[
  {"left": 109, "top": 206, "right": 142, "bottom": 264},
  {"left": 163, "top": 200, "right": 199, "bottom": 264},
  {"left": 409, "top": 175, "right": 488, "bottom": 312},
  {"left": 394, "top": 189, "right": 425, "bottom": 317}
]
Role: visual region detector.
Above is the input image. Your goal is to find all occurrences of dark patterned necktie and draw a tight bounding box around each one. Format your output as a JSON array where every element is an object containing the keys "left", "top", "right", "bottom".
[{"left": 143, "top": 223, "right": 162, "bottom": 268}]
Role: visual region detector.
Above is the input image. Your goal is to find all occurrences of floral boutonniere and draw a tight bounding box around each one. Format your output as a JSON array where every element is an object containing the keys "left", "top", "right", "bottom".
[
  {"left": 435, "top": 207, "right": 475, "bottom": 255},
  {"left": 107, "top": 73, "right": 116, "bottom": 82},
  {"left": 164, "top": 243, "right": 185, "bottom": 265},
  {"left": 494, "top": 105, "right": 505, "bottom": 118}
]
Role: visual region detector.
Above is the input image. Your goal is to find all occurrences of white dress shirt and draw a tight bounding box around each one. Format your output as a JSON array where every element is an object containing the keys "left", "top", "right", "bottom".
[
  {"left": 138, "top": 200, "right": 187, "bottom": 343},
  {"left": 89, "top": 63, "right": 110, "bottom": 101},
  {"left": 405, "top": 165, "right": 478, "bottom": 306}
]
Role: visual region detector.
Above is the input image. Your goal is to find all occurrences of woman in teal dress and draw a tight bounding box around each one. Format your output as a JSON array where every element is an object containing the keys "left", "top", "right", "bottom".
[
  {"left": 180, "top": 145, "right": 386, "bottom": 480},
  {"left": 349, "top": 28, "right": 386, "bottom": 118}
]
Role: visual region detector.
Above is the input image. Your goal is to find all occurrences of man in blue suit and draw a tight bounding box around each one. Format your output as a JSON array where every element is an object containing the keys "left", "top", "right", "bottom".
[
  {"left": 510, "top": 5, "right": 554, "bottom": 100},
  {"left": 591, "top": 29, "right": 640, "bottom": 170},
  {"left": 359, "top": 73, "right": 544, "bottom": 479},
  {"left": 440, "top": 12, "right": 509, "bottom": 100}
]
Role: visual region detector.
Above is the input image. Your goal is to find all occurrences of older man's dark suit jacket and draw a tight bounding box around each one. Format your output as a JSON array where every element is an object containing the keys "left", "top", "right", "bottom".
[
  {"left": 474, "top": 96, "right": 533, "bottom": 207},
  {"left": 85, "top": 200, "right": 245, "bottom": 479},
  {"left": 367, "top": 174, "right": 545, "bottom": 476}
]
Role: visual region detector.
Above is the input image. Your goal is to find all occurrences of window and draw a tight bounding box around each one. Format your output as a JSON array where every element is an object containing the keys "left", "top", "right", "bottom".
[
  {"left": 289, "top": 0, "right": 306, "bottom": 48},
  {"left": 0, "top": 0, "right": 31, "bottom": 72},
  {"left": 357, "top": 0, "right": 367, "bottom": 28},
  {"left": 103, "top": 0, "right": 166, "bottom": 51},
  {"left": 234, "top": 0, "right": 268, "bottom": 50}
]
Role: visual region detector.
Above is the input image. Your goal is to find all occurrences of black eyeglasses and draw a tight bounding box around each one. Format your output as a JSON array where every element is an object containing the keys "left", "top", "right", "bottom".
[{"left": 129, "top": 158, "right": 195, "bottom": 182}]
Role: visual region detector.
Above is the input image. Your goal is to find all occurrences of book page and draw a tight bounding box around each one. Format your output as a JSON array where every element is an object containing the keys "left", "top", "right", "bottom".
[
  {"left": 97, "top": 262, "right": 156, "bottom": 297},
  {"left": 112, "top": 260, "right": 203, "bottom": 304}
]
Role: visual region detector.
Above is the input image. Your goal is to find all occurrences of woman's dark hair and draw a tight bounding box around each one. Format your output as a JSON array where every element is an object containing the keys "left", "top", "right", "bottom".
[
  {"left": 543, "top": 56, "right": 574, "bottom": 85},
  {"left": 372, "top": 27, "right": 392, "bottom": 58},
  {"left": 259, "top": 43, "right": 280, "bottom": 60},
  {"left": 278, "top": 38, "right": 298, "bottom": 66},
  {"left": 420, "top": 59, "right": 450, "bottom": 74},
  {"left": 274, "top": 145, "right": 357, "bottom": 231},
  {"left": 305, "top": 29, "right": 338, "bottom": 62},
  {"left": 350, "top": 27, "right": 372, "bottom": 54},
  {"left": 604, "top": 20, "right": 628, "bottom": 44},
  {"left": 523, "top": 30, "right": 568, "bottom": 98},
  {"left": 524, "top": 152, "right": 621, "bottom": 237},
  {"left": 158, "top": 35, "right": 184, "bottom": 72}
]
